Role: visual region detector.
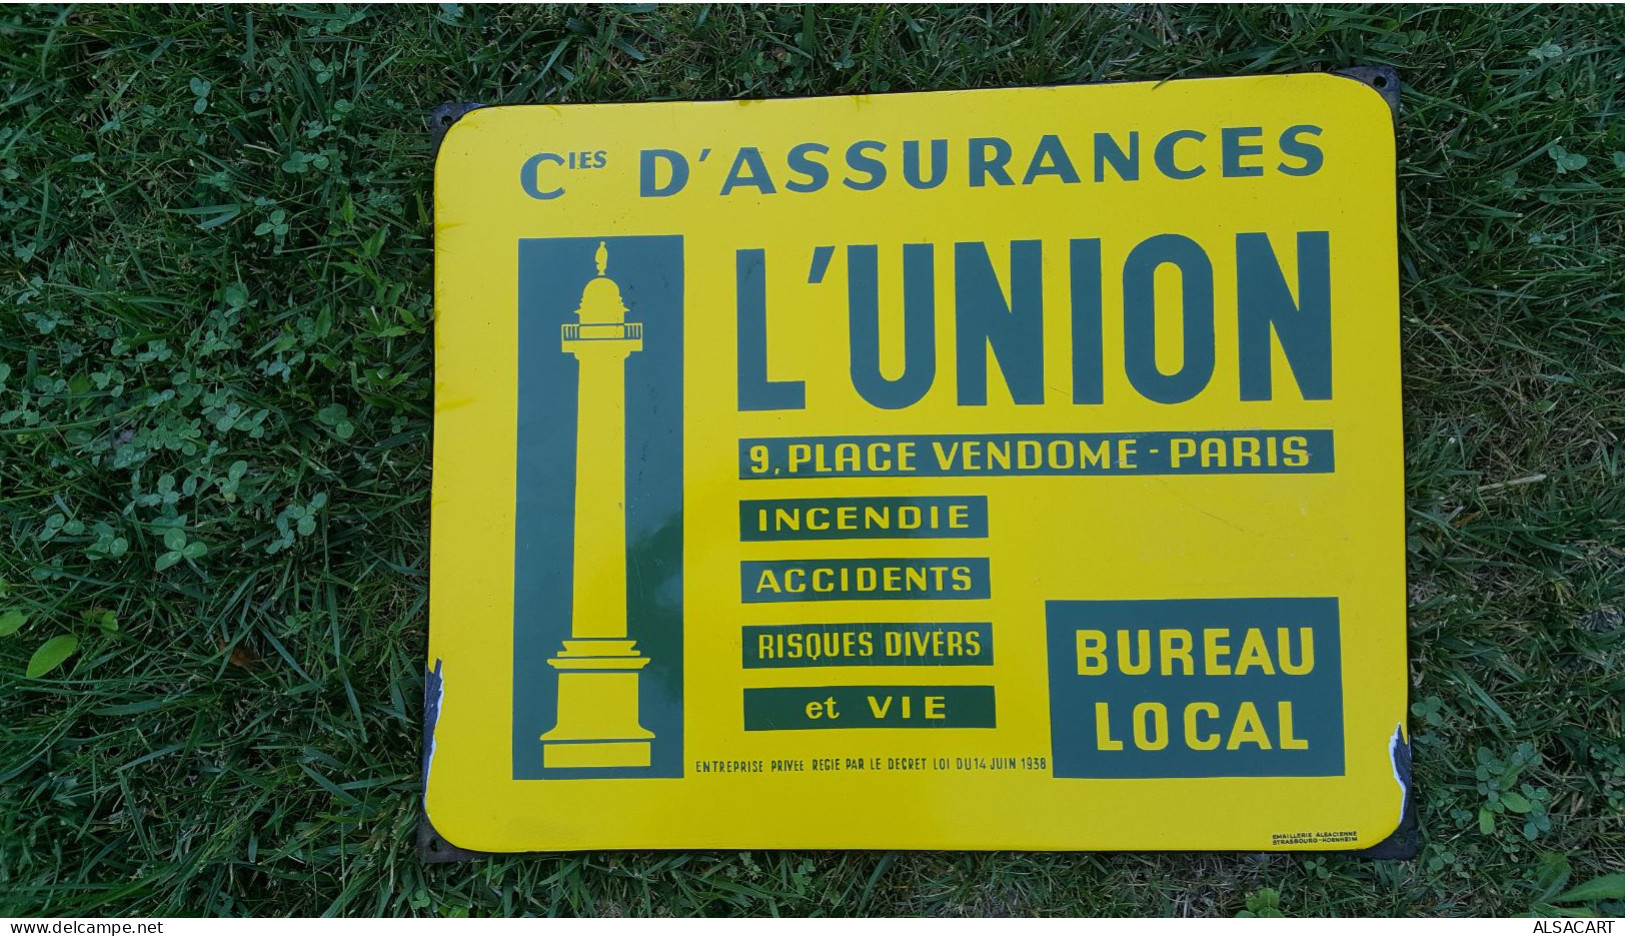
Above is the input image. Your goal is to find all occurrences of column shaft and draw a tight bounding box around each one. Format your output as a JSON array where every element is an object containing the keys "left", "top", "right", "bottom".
[{"left": 570, "top": 344, "right": 632, "bottom": 639}]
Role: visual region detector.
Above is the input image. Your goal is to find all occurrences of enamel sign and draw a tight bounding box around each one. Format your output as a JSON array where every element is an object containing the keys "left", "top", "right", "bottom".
[{"left": 426, "top": 73, "right": 1407, "bottom": 853}]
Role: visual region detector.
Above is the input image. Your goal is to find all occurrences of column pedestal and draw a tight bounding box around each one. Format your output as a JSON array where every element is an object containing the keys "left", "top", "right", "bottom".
[{"left": 541, "top": 639, "right": 654, "bottom": 768}]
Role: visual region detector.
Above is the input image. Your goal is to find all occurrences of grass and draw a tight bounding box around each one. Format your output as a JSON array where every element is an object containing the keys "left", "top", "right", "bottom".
[{"left": 1, "top": 2, "right": 1623, "bottom": 918}]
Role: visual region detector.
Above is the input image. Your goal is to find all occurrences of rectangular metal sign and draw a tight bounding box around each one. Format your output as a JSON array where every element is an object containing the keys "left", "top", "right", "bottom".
[{"left": 426, "top": 73, "right": 1406, "bottom": 853}]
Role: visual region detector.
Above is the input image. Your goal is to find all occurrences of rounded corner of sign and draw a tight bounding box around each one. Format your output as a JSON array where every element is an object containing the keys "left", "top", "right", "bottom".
[
  {"left": 431, "top": 115, "right": 480, "bottom": 179},
  {"left": 1340, "top": 786, "right": 1411, "bottom": 852},
  {"left": 1323, "top": 71, "right": 1399, "bottom": 133},
  {"left": 1347, "top": 813, "right": 1408, "bottom": 855},
  {"left": 419, "top": 804, "right": 494, "bottom": 860},
  {"left": 421, "top": 785, "right": 502, "bottom": 854},
  {"left": 431, "top": 104, "right": 520, "bottom": 183}
]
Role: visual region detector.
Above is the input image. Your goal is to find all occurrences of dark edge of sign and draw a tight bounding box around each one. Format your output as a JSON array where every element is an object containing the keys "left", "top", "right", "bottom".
[
  {"left": 1330, "top": 62, "right": 1410, "bottom": 861},
  {"left": 421, "top": 102, "right": 489, "bottom": 864},
  {"left": 430, "top": 101, "right": 487, "bottom": 157},
  {"left": 427, "top": 70, "right": 1396, "bottom": 156},
  {"left": 415, "top": 717, "right": 1421, "bottom": 864},
  {"left": 418, "top": 807, "right": 488, "bottom": 864},
  {"left": 1332, "top": 66, "right": 1401, "bottom": 118},
  {"left": 418, "top": 656, "right": 490, "bottom": 863},
  {"left": 1352, "top": 726, "right": 1421, "bottom": 860}
]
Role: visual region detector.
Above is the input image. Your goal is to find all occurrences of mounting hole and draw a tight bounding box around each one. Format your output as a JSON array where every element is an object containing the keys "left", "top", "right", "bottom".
[{"left": 1372, "top": 75, "right": 1389, "bottom": 90}]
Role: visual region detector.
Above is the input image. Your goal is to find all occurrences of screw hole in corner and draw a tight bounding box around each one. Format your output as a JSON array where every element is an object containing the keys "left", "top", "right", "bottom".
[
  {"left": 1372, "top": 75, "right": 1389, "bottom": 89},
  {"left": 428, "top": 836, "right": 444, "bottom": 852}
]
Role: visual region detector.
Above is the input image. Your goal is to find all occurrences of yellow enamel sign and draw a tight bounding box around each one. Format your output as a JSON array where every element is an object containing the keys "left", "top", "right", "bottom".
[{"left": 426, "top": 73, "right": 1406, "bottom": 853}]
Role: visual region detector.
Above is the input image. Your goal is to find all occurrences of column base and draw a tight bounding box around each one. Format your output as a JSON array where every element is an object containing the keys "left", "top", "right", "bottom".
[
  {"left": 541, "top": 642, "right": 655, "bottom": 769},
  {"left": 543, "top": 739, "right": 651, "bottom": 769}
]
